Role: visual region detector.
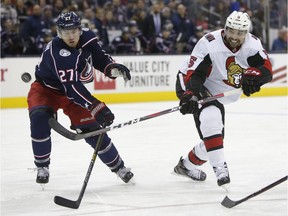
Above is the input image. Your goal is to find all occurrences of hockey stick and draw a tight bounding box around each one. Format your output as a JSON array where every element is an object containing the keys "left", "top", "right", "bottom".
[
  {"left": 49, "top": 88, "right": 242, "bottom": 141},
  {"left": 221, "top": 175, "right": 288, "bottom": 208},
  {"left": 54, "top": 133, "right": 105, "bottom": 209}
]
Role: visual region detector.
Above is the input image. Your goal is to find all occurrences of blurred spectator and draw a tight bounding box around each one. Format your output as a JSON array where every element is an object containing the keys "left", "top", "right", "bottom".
[
  {"left": 52, "top": 0, "right": 66, "bottom": 17},
  {"left": 83, "top": 8, "right": 96, "bottom": 25},
  {"left": 213, "top": 1, "right": 230, "bottom": 27},
  {"left": 109, "top": 26, "right": 137, "bottom": 54},
  {"left": 171, "top": 3, "right": 195, "bottom": 53},
  {"left": 143, "top": 2, "right": 165, "bottom": 40},
  {"left": 20, "top": 4, "right": 49, "bottom": 55},
  {"left": 111, "top": 0, "right": 128, "bottom": 29},
  {"left": 96, "top": 0, "right": 106, "bottom": 7},
  {"left": 75, "top": 0, "right": 91, "bottom": 13},
  {"left": 128, "top": 20, "right": 149, "bottom": 54},
  {"left": 0, "top": 0, "right": 18, "bottom": 25},
  {"left": 67, "top": 2, "right": 79, "bottom": 13},
  {"left": 246, "top": 9, "right": 264, "bottom": 42},
  {"left": 195, "top": 13, "right": 209, "bottom": 30},
  {"left": 269, "top": 0, "right": 280, "bottom": 28},
  {"left": 161, "top": 6, "right": 172, "bottom": 24},
  {"left": 15, "top": 0, "right": 29, "bottom": 26},
  {"left": 131, "top": 9, "right": 147, "bottom": 34},
  {"left": 1, "top": 17, "right": 23, "bottom": 57},
  {"left": 134, "top": 0, "right": 149, "bottom": 15},
  {"left": 271, "top": 28, "right": 288, "bottom": 52},
  {"left": 35, "top": 28, "right": 53, "bottom": 53},
  {"left": 94, "top": 8, "right": 110, "bottom": 50},
  {"left": 0, "top": 0, "right": 285, "bottom": 55},
  {"left": 184, "top": 25, "right": 204, "bottom": 53},
  {"left": 81, "top": 18, "right": 96, "bottom": 30},
  {"left": 105, "top": 9, "right": 119, "bottom": 30},
  {"left": 38, "top": 0, "right": 49, "bottom": 8},
  {"left": 125, "top": 0, "right": 137, "bottom": 20},
  {"left": 43, "top": 5, "right": 55, "bottom": 27},
  {"left": 166, "top": 0, "right": 177, "bottom": 16},
  {"left": 150, "top": 25, "right": 176, "bottom": 54},
  {"left": 214, "top": 20, "right": 223, "bottom": 30},
  {"left": 230, "top": 0, "right": 240, "bottom": 12}
]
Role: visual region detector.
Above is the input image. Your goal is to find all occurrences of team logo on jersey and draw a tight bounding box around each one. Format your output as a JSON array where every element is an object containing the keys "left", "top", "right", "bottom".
[
  {"left": 59, "top": 49, "right": 71, "bottom": 57},
  {"left": 223, "top": 56, "right": 244, "bottom": 88}
]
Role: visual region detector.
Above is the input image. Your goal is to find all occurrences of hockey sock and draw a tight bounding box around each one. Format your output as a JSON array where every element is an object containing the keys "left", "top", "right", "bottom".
[
  {"left": 30, "top": 109, "right": 52, "bottom": 167},
  {"left": 98, "top": 141, "right": 124, "bottom": 172},
  {"left": 85, "top": 134, "right": 124, "bottom": 172},
  {"left": 204, "top": 134, "right": 226, "bottom": 167},
  {"left": 184, "top": 141, "right": 208, "bottom": 169}
]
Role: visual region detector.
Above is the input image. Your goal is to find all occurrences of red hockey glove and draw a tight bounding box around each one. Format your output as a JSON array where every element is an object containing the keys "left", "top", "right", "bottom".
[
  {"left": 242, "top": 67, "right": 262, "bottom": 97},
  {"left": 89, "top": 100, "right": 115, "bottom": 127},
  {"left": 104, "top": 63, "right": 131, "bottom": 81}
]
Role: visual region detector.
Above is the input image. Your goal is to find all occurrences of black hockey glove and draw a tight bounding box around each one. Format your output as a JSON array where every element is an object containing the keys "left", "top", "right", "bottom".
[
  {"left": 242, "top": 67, "right": 262, "bottom": 97},
  {"left": 104, "top": 63, "right": 131, "bottom": 81},
  {"left": 89, "top": 100, "right": 115, "bottom": 127},
  {"left": 179, "top": 91, "right": 199, "bottom": 115}
]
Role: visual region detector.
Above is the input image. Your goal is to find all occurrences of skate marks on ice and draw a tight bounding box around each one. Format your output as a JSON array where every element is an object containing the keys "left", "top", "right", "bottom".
[{"left": 1, "top": 97, "right": 287, "bottom": 216}]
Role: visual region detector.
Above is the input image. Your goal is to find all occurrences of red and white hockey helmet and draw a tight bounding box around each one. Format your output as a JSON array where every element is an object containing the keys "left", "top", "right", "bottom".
[{"left": 225, "top": 11, "right": 251, "bottom": 31}]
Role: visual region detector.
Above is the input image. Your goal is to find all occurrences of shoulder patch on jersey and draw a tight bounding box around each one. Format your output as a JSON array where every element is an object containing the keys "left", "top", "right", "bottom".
[
  {"left": 205, "top": 33, "right": 215, "bottom": 42},
  {"left": 59, "top": 49, "right": 71, "bottom": 57},
  {"left": 82, "top": 27, "right": 89, "bottom": 32}
]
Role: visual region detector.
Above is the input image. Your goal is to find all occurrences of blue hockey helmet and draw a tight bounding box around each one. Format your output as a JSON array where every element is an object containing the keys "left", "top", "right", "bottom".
[{"left": 56, "top": 12, "right": 81, "bottom": 30}]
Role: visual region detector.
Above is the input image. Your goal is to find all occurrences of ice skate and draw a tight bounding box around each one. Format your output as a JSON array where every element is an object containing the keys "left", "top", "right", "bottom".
[
  {"left": 213, "top": 162, "right": 230, "bottom": 192},
  {"left": 36, "top": 167, "right": 49, "bottom": 184},
  {"left": 173, "top": 157, "right": 206, "bottom": 181},
  {"left": 117, "top": 167, "right": 134, "bottom": 183}
]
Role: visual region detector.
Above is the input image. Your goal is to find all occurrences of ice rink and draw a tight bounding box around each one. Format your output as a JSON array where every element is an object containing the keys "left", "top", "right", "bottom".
[{"left": 1, "top": 96, "right": 287, "bottom": 216}]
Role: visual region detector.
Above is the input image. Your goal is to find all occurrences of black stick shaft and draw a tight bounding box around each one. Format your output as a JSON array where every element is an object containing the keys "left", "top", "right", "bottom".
[
  {"left": 238, "top": 175, "right": 287, "bottom": 203},
  {"left": 54, "top": 133, "right": 105, "bottom": 209},
  {"left": 49, "top": 89, "right": 242, "bottom": 141},
  {"left": 221, "top": 175, "right": 288, "bottom": 208}
]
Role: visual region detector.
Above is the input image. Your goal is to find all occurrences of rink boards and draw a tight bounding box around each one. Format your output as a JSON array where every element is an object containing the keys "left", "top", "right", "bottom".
[{"left": 0, "top": 54, "right": 287, "bottom": 108}]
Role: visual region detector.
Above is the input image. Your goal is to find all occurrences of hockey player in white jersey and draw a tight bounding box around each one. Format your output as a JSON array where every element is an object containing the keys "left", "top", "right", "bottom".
[{"left": 173, "top": 11, "right": 272, "bottom": 189}]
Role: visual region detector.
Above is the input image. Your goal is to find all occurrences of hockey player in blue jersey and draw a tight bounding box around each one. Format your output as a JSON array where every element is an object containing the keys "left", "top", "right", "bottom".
[{"left": 27, "top": 12, "right": 134, "bottom": 184}]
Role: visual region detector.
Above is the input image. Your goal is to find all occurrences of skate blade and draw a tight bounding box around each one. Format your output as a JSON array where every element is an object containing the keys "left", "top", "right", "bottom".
[
  {"left": 220, "top": 183, "right": 231, "bottom": 193},
  {"left": 127, "top": 178, "right": 136, "bottom": 185},
  {"left": 117, "top": 176, "right": 136, "bottom": 185},
  {"left": 40, "top": 184, "right": 46, "bottom": 191},
  {"left": 171, "top": 171, "right": 205, "bottom": 182},
  {"left": 171, "top": 170, "right": 193, "bottom": 180}
]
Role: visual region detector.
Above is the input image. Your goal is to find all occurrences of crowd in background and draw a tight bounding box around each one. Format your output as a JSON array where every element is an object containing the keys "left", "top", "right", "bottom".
[{"left": 1, "top": 0, "right": 287, "bottom": 58}]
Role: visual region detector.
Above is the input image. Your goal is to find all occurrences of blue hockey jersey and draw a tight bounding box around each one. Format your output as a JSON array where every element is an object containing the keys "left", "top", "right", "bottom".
[{"left": 35, "top": 28, "right": 114, "bottom": 109}]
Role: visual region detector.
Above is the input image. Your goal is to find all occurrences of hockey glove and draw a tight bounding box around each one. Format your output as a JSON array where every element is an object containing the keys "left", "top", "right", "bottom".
[
  {"left": 179, "top": 91, "right": 199, "bottom": 115},
  {"left": 242, "top": 67, "right": 262, "bottom": 97},
  {"left": 90, "top": 100, "right": 115, "bottom": 127},
  {"left": 105, "top": 63, "right": 131, "bottom": 81}
]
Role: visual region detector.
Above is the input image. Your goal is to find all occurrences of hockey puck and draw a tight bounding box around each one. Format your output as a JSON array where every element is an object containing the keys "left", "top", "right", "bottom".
[{"left": 21, "top": 72, "right": 32, "bottom": 83}]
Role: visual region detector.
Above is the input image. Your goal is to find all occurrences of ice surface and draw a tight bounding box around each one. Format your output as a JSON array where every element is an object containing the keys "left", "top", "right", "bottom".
[{"left": 1, "top": 96, "right": 287, "bottom": 216}]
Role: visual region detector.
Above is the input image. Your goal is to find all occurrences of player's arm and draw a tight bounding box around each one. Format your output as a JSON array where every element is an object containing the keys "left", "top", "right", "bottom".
[
  {"left": 176, "top": 71, "right": 186, "bottom": 99},
  {"left": 61, "top": 75, "right": 115, "bottom": 127},
  {"left": 175, "top": 57, "right": 191, "bottom": 99},
  {"left": 177, "top": 39, "right": 213, "bottom": 115},
  {"left": 242, "top": 50, "right": 273, "bottom": 96},
  {"left": 185, "top": 54, "right": 212, "bottom": 93},
  {"left": 85, "top": 31, "right": 131, "bottom": 81}
]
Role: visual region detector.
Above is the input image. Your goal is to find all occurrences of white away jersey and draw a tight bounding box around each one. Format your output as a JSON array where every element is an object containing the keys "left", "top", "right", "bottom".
[{"left": 181, "top": 29, "right": 270, "bottom": 104}]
